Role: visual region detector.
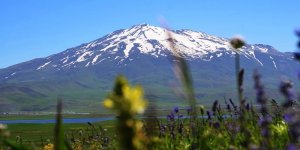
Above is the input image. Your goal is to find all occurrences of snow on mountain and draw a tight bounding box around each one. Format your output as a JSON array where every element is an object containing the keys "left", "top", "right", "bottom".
[
  {"left": 1, "top": 24, "right": 294, "bottom": 82},
  {"left": 31, "top": 24, "right": 282, "bottom": 71}
]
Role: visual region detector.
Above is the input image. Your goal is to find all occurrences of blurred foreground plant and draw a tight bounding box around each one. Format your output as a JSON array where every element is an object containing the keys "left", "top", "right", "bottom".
[
  {"left": 103, "top": 75, "right": 148, "bottom": 150},
  {"left": 230, "top": 36, "right": 245, "bottom": 107}
]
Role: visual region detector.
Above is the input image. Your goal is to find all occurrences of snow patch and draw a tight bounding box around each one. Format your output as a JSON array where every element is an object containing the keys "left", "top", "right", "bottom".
[
  {"left": 37, "top": 61, "right": 51, "bottom": 70},
  {"left": 249, "top": 51, "right": 263, "bottom": 66},
  {"left": 257, "top": 47, "right": 268, "bottom": 53},
  {"left": 272, "top": 60, "right": 277, "bottom": 69},
  {"left": 124, "top": 43, "right": 134, "bottom": 57},
  {"left": 216, "top": 53, "right": 223, "bottom": 57},
  {"left": 61, "top": 56, "right": 69, "bottom": 64},
  {"left": 85, "top": 62, "right": 90, "bottom": 67},
  {"left": 76, "top": 51, "right": 93, "bottom": 62},
  {"left": 92, "top": 54, "right": 101, "bottom": 64}
]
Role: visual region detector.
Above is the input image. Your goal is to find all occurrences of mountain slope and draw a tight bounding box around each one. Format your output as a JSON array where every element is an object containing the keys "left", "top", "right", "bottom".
[{"left": 0, "top": 24, "right": 299, "bottom": 112}]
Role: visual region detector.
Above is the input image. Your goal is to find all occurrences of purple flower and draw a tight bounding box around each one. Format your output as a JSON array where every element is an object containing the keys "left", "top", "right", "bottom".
[
  {"left": 167, "top": 112, "right": 175, "bottom": 120},
  {"left": 295, "top": 28, "right": 300, "bottom": 37},
  {"left": 245, "top": 103, "right": 250, "bottom": 111},
  {"left": 258, "top": 115, "right": 272, "bottom": 126},
  {"left": 173, "top": 107, "right": 179, "bottom": 113},
  {"left": 261, "top": 128, "right": 268, "bottom": 137},
  {"left": 280, "top": 80, "right": 297, "bottom": 106},
  {"left": 213, "top": 122, "right": 220, "bottom": 129},
  {"left": 212, "top": 100, "right": 219, "bottom": 114},
  {"left": 226, "top": 104, "right": 231, "bottom": 111},
  {"left": 287, "top": 144, "right": 296, "bottom": 150},
  {"left": 206, "top": 111, "right": 212, "bottom": 120},
  {"left": 258, "top": 116, "right": 264, "bottom": 126},
  {"left": 186, "top": 107, "right": 192, "bottom": 115},
  {"left": 283, "top": 114, "right": 294, "bottom": 123},
  {"left": 287, "top": 88, "right": 297, "bottom": 101}
]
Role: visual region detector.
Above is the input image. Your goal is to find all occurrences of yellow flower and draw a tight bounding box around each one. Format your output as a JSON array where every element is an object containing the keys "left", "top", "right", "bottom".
[
  {"left": 103, "top": 98, "right": 114, "bottom": 109},
  {"left": 135, "top": 120, "right": 144, "bottom": 130},
  {"left": 102, "top": 76, "right": 148, "bottom": 149},
  {"left": 103, "top": 76, "right": 147, "bottom": 115},
  {"left": 123, "top": 85, "right": 147, "bottom": 114},
  {"left": 43, "top": 143, "right": 54, "bottom": 150}
]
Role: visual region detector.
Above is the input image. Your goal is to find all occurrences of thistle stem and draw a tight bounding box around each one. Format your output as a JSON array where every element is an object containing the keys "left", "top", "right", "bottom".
[{"left": 235, "top": 53, "right": 242, "bottom": 105}]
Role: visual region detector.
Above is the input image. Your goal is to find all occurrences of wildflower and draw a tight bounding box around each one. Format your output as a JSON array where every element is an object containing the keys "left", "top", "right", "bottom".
[
  {"left": 103, "top": 76, "right": 147, "bottom": 115},
  {"left": 0, "top": 125, "right": 10, "bottom": 137},
  {"left": 287, "top": 144, "right": 297, "bottom": 150},
  {"left": 173, "top": 107, "right": 179, "bottom": 113},
  {"left": 230, "top": 36, "right": 245, "bottom": 49},
  {"left": 103, "top": 99, "right": 114, "bottom": 109},
  {"left": 0, "top": 124, "right": 7, "bottom": 130},
  {"left": 212, "top": 100, "right": 219, "bottom": 115},
  {"left": 186, "top": 107, "right": 192, "bottom": 115},
  {"left": 213, "top": 122, "right": 220, "bottom": 129},
  {"left": 206, "top": 111, "right": 212, "bottom": 120},
  {"left": 102, "top": 76, "right": 148, "bottom": 150},
  {"left": 167, "top": 112, "right": 175, "bottom": 121},
  {"left": 284, "top": 114, "right": 294, "bottom": 123},
  {"left": 198, "top": 105, "right": 205, "bottom": 115},
  {"left": 280, "top": 79, "right": 297, "bottom": 106},
  {"left": 43, "top": 143, "right": 54, "bottom": 150},
  {"left": 123, "top": 85, "right": 147, "bottom": 114},
  {"left": 226, "top": 104, "right": 231, "bottom": 112},
  {"left": 245, "top": 103, "right": 250, "bottom": 111}
]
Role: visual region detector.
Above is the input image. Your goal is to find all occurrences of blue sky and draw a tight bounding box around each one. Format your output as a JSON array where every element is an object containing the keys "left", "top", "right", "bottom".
[{"left": 0, "top": 1, "right": 299, "bottom": 68}]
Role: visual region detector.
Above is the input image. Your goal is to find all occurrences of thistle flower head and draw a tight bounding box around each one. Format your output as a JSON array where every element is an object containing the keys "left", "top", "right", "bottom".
[{"left": 230, "top": 36, "right": 245, "bottom": 49}]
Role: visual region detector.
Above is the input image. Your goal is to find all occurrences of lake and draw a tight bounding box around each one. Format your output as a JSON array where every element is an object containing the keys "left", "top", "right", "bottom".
[{"left": 0, "top": 117, "right": 114, "bottom": 124}]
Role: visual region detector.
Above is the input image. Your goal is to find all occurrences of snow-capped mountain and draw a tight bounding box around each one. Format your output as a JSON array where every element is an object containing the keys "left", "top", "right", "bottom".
[
  {"left": 1, "top": 24, "right": 286, "bottom": 74},
  {"left": 0, "top": 24, "right": 298, "bottom": 112}
]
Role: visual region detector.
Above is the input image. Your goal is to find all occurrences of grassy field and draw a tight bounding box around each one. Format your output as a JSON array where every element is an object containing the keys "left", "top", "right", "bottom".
[
  {"left": 2, "top": 120, "right": 116, "bottom": 148},
  {"left": 0, "top": 113, "right": 114, "bottom": 121}
]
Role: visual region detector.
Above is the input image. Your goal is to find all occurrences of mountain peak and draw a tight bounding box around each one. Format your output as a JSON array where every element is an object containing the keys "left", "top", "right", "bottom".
[
  {"left": 0, "top": 24, "right": 286, "bottom": 73},
  {"left": 131, "top": 23, "right": 151, "bottom": 28}
]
